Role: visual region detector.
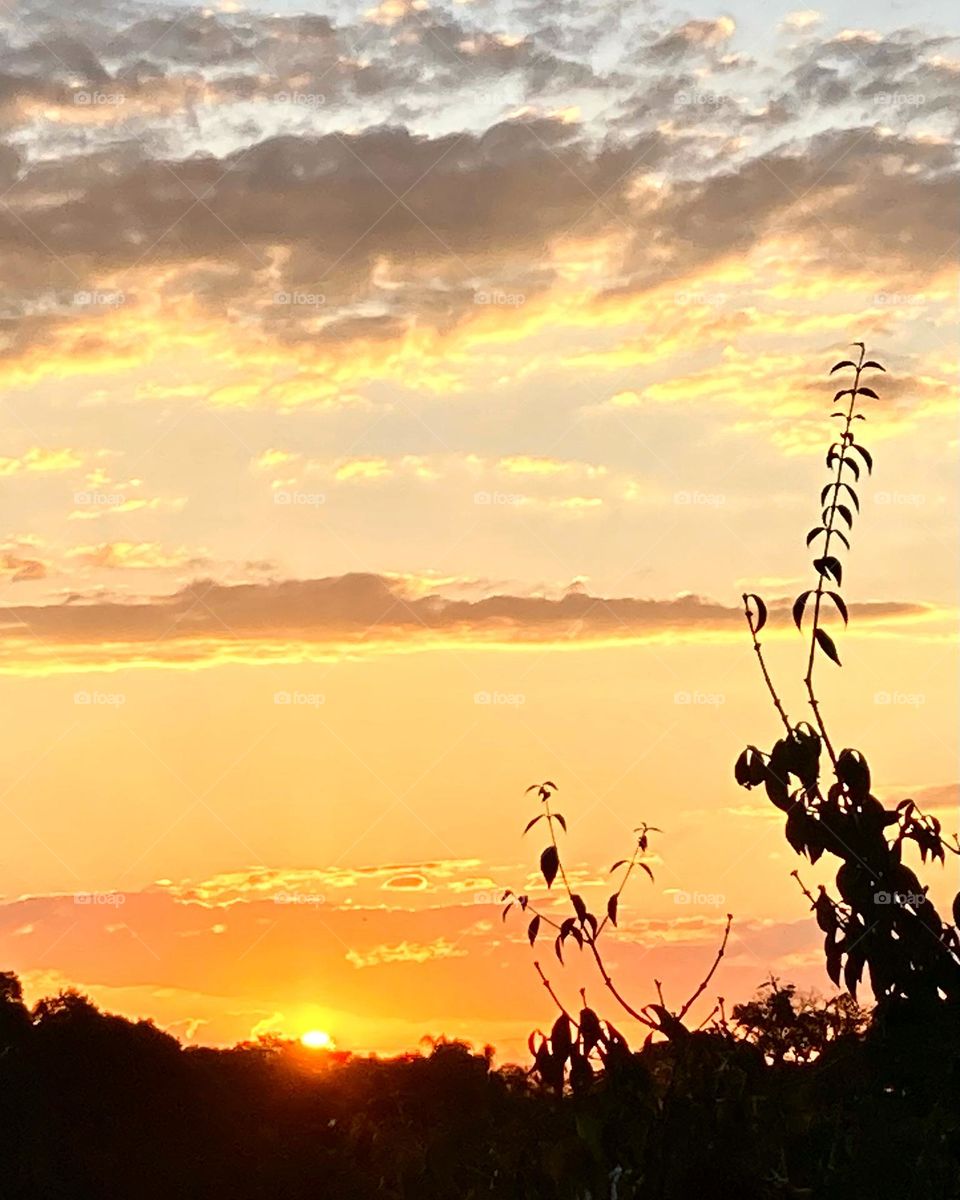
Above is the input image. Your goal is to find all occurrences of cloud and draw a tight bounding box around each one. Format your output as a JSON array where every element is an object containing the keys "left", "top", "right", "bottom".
[{"left": 0, "top": 572, "right": 939, "bottom": 674}]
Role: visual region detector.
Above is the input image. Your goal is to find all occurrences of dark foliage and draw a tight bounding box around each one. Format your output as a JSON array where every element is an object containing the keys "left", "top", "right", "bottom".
[
  {"left": 2, "top": 971, "right": 959, "bottom": 1199},
  {"left": 735, "top": 344, "right": 960, "bottom": 1008}
]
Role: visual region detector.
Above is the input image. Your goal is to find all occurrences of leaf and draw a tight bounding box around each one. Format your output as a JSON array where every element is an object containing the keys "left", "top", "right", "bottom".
[
  {"left": 826, "top": 592, "right": 848, "bottom": 625},
  {"left": 837, "top": 749, "right": 871, "bottom": 796},
  {"left": 851, "top": 444, "right": 873, "bottom": 474},
  {"left": 571, "top": 894, "right": 587, "bottom": 923},
  {"left": 815, "top": 628, "right": 841, "bottom": 665},
  {"left": 857, "top": 386, "right": 879, "bottom": 400},
  {"left": 607, "top": 894, "right": 619, "bottom": 927},
  {"left": 843, "top": 457, "right": 860, "bottom": 482},
  {"left": 839, "top": 482, "right": 859, "bottom": 511},
  {"left": 833, "top": 529, "right": 851, "bottom": 551},
  {"left": 523, "top": 814, "right": 544, "bottom": 835},
  {"left": 862, "top": 361, "right": 885, "bottom": 371},
  {"left": 953, "top": 892, "right": 960, "bottom": 930},
  {"left": 528, "top": 915, "right": 540, "bottom": 946},
  {"left": 835, "top": 504, "right": 853, "bottom": 529},
  {"left": 554, "top": 935, "right": 564, "bottom": 964},
  {"left": 806, "top": 527, "right": 825, "bottom": 546},
  {"left": 638, "top": 862, "right": 655, "bottom": 882},
  {"left": 813, "top": 556, "right": 842, "bottom": 586},
  {"left": 540, "top": 845, "right": 560, "bottom": 889},
  {"left": 609, "top": 860, "right": 627, "bottom": 873},
  {"left": 793, "top": 590, "right": 813, "bottom": 631},
  {"left": 830, "top": 360, "right": 856, "bottom": 373},
  {"left": 843, "top": 949, "right": 865, "bottom": 999},
  {"left": 744, "top": 592, "right": 767, "bottom": 633},
  {"left": 554, "top": 813, "right": 567, "bottom": 834},
  {"left": 579, "top": 1007, "right": 603, "bottom": 1053},
  {"left": 551, "top": 1014, "right": 572, "bottom": 1061}
]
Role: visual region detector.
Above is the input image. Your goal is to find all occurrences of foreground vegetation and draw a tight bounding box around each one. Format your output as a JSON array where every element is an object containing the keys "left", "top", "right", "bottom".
[{"left": 1, "top": 971, "right": 959, "bottom": 1199}]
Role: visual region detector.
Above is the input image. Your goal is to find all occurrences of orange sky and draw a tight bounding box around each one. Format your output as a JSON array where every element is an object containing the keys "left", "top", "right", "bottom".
[{"left": 0, "top": 0, "right": 957, "bottom": 1056}]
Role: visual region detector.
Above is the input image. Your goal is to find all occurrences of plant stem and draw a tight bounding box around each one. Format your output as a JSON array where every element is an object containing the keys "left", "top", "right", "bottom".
[
  {"left": 804, "top": 343, "right": 866, "bottom": 767},
  {"left": 742, "top": 595, "right": 792, "bottom": 735}
]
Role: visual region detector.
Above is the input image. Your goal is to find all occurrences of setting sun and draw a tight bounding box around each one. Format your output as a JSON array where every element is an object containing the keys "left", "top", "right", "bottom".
[{"left": 300, "top": 1030, "right": 334, "bottom": 1050}]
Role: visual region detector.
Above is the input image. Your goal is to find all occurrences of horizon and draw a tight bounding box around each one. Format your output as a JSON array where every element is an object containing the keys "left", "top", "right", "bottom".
[{"left": 1, "top": 0, "right": 957, "bottom": 1061}]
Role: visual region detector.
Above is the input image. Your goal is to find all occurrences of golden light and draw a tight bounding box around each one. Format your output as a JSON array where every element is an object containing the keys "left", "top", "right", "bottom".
[{"left": 300, "top": 1029, "right": 333, "bottom": 1050}]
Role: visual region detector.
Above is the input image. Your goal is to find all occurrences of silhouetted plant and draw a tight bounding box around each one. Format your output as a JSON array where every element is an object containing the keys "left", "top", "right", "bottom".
[
  {"left": 735, "top": 343, "right": 960, "bottom": 1007},
  {"left": 503, "top": 781, "right": 732, "bottom": 1090}
]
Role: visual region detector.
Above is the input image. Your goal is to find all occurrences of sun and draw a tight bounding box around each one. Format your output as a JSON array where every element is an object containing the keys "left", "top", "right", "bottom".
[{"left": 300, "top": 1029, "right": 333, "bottom": 1050}]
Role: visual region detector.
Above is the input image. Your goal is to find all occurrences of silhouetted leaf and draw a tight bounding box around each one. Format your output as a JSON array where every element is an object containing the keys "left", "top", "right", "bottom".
[
  {"left": 857, "top": 386, "right": 879, "bottom": 399},
  {"left": 813, "top": 556, "right": 842, "bottom": 586},
  {"left": 806, "top": 527, "right": 825, "bottom": 546},
  {"left": 953, "top": 892, "right": 960, "bottom": 929},
  {"left": 862, "top": 360, "right": 885, "bottom": 371},
  {"left": 527, "top": 915, "right": 540, "bottom": 946},
  {"left": 523, "top": 815, "right": 544, "bottom": 835},
  {"left": 851, "top": 444, "right": 873, "bottom": 474},
  {"left": 579, "top": 1007, "right": 603, "bottom": 1053},
  {"left": 609, "top": 860, "right": 627, "bottom": 873},
  {"left": 815, "top": 628, "right": 841, "bottom": 665},
  {"left": 843, "top": 458, "right": 860, "bottom": 482},
  {"left": 835, "top": 504, "right": 853, "bottom": 528},
  {"left": 793, "top": 590, "right": 814, "bottom": 631},
  {"left": 844, "top": 948, "right": 865, "bottom": 998},
  {"left": 571, "top": 894, "right": 587, "bottom": 923},
  {"left": 839, "top": 482, "right": 859, "bottom": 511},
  {"left": 826, "top": 592, "right": 848, "bottom": 625},
  {"left": 744, "top": 592, "right": 767, "bottom": 633},
  {"left": 607, "top": 894, "right": 619, "bottom": 927},
  {"left": 540, "top": 846, "right": 559, "bottom": 889},
  {"left": 554, "top": 813, "right": 567, "bottom": 834},
  {"left": 638, "top": 862, "right": 655, "bottom": 882},
  {"left": 830, "top": 361, "right": 856, "bottom": 373},
  {"left": 833, "top": 529, "right": 851, "bottom": 551},
  {"left": 554, "top": 935, "right": 563, "bottom": 964},
  {"left": 837, "top": 749, "right": 871, "bottom": 796}
]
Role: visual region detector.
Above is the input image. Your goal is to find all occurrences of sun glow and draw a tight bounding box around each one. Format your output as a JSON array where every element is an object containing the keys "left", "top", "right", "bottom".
[{"left": 300, "top": 1029, "right": 334, "bottom": 1050}]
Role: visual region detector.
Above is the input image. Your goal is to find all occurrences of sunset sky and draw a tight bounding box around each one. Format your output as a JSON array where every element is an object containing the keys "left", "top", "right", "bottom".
[{"left": 0, "top": 0, "right": 957, "bottom": 1057}]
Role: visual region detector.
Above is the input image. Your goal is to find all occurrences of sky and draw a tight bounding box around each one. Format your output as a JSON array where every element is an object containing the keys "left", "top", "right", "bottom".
[{"left": 0, "top": 0, "right": 957, "bottom": 1057}]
